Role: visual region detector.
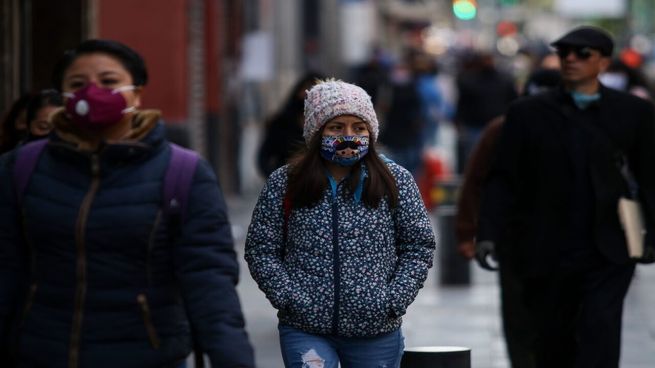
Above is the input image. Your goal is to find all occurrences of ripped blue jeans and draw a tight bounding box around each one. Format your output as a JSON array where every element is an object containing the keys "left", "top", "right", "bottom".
[{"left": 278, "top": 324, "right": 404, "bottom": 368}]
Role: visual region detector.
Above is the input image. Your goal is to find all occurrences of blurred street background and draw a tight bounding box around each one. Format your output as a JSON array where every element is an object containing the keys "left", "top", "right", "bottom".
[
  {"left": 3, "top": 1, "right": 655, "bottom": 367},
  {"left": 4, "top": 0, "right": 655, "bottom": 193}
]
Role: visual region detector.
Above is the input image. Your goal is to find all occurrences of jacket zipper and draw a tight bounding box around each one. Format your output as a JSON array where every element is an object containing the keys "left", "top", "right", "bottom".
[
  {"left": 331, "top": 196, "right": 341, "bottom": 334},
  {"left": 146, "top": 210, "right": 163, "bottom": 286},
  {"left": 68, "top": 154, "right": 101, "bottom": 368},
  {"left": 137, "top": 293, "right": 161, "bottom": 349}
]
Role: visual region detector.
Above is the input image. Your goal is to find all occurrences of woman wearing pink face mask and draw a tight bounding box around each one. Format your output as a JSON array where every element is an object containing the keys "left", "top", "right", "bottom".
[{"left": 0, "top": 39, "right": 254, "bottom": 368}]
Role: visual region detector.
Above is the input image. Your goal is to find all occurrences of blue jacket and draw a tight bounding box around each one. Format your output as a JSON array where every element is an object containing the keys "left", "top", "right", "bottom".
[
  {"left": 245, "top": 161, "right": 436, "bottom": 337},
  {"left": 0, "top": 110, "right": 254, "bottom": 368}
]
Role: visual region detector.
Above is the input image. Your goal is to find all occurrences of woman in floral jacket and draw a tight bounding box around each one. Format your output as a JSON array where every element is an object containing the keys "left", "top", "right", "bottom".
[{"left": 245, "top": 79, "right": 436, "bottom": 368}]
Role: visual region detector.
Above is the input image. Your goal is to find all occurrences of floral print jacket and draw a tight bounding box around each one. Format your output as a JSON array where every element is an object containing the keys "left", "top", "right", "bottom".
[{"left": 245, "top": 160, "right": 436, "bottom": 337}]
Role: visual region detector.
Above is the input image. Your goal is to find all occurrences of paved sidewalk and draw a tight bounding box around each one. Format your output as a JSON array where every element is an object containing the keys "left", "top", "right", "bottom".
[{"left": 227, "top": 193, "right": 655, "bottom": 368}]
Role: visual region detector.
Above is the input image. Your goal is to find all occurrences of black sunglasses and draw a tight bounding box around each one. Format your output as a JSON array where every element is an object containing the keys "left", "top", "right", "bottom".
[{"left": 556, "top": 46, "right": 595, "bottom": 60}]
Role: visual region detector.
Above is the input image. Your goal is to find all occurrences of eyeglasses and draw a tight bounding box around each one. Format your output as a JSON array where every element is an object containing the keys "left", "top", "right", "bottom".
[{"left": 556, "top": 46, "right": 595, "bottom": 60}]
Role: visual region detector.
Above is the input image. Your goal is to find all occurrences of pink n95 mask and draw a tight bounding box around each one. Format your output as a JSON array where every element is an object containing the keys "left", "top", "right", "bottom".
[{"left": 64, "top": 83, "right": 136, "bottom": 130}]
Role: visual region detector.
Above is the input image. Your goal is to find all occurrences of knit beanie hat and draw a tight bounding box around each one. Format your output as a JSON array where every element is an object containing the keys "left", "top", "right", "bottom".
[{"left": 303, "top": 79, "right": 379, "bottom": 145}]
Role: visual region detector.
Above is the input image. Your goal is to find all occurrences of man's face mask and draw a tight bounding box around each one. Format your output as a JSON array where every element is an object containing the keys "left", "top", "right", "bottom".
[
  {"left": 320, "top": 135, "right": 369, "bottom": 166},
  {"left": 64, "top": 83, "right": 136, "bottom": 130}
]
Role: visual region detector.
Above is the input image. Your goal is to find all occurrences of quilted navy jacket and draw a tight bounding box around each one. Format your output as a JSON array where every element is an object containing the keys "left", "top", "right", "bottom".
[
  {"left": 0, "top": 110, "right": 254, "bottom": 368},
  {"left": 245, "top": 161, "right": 436, "bottom": 337}
]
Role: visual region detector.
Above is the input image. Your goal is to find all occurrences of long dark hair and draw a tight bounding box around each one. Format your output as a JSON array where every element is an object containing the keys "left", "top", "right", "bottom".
[
  {"left": 287, "top": 129, "right": 399, "bottom": 209},
  {"left": 271, "top": 71, "right": 325, "bottom": 125},
  {"left": 26, "top": 89, "right": 63, "bottom": 126},
  {"left": 0, "top": 93, "right": 32, "bottom": 154}
]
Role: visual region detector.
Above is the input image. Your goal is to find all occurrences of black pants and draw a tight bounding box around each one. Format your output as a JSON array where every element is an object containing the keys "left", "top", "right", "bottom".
[
  {"left": 499, "top": 262, "right": 536, "bottom": 368},
  {"left": 524, "top": 260, "right": 635, "bottom": 368}
]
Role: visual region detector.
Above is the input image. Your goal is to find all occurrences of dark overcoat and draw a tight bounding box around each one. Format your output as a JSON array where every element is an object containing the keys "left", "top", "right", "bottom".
[{"left": 478, "top": 86, "right": 655, "bottom": 276}]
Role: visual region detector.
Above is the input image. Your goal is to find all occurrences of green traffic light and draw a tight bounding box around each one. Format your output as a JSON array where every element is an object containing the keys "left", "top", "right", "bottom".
[{"left": 453, "top": 0, "right": 477, "bottom": 20}]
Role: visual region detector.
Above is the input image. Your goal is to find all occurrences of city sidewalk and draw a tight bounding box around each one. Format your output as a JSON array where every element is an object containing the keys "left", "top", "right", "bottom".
[{"left": 227, "top": 192, "right": 655, "bottom": 368}]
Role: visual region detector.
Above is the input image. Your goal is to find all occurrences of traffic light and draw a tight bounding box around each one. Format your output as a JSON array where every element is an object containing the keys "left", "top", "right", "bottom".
[{"left": 452, "top": 0, "right": 477, "bottom": 21}]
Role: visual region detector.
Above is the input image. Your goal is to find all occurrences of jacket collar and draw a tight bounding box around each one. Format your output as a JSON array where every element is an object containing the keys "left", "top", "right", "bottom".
[
  {"left": 325, "top": 161, "right": 369, "bottom": 203},
  {"left": 49, "top": 108, "right": 166, "bottom": 162},
  {"left": 51, "top": 108, "right": 162, "bottom": 150},
  {"left": 544, "top": 84, "right": 621, "bottom": 166},
  {"left": 550, "top": 83, "right": 614, "bottom": 111}
]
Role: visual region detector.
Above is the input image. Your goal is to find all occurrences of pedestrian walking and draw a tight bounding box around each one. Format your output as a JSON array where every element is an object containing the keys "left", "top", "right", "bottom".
[
  {"left": 599, "top": 58, "right": 652, "bottom": 100},
  {"left": 352, "top": 45, "right": 392, "bottom": 107},
  {"left": 454, "top": 50, "right": 517, "bottom": 173},
  {"left": 0, "top": 93, "right": 31, "bottom": 154},
  {"left": 456, "top": 68, "right": 561, "bottom": 368},
  {"left": 412, "top": 50, "right": 449, "bottom": 148},
  {"left": 379, "top": 55, "right": 424, "bottom": 177},
  {"left": 0, "top": 39, "right": 254, "bottom": 368},
  {"left": 24, "top": 89, "right": 63, "bottom": 141},
  {"left": 476, "top": 26, "right": 655, "bottom": 368},
  {"left": 257, "top": 71, "right": 324, "bottom": 178},
  {"left": 245, "top": 79, "right": 436, "bottom": 368}
]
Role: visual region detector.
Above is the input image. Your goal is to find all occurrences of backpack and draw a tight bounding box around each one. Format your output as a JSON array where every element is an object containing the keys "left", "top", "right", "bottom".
[{"left": 13, "top": 139, "right": 199, "bottom": 222}]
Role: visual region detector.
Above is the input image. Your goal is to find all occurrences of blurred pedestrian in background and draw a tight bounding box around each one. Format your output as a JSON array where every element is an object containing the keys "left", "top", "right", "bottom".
[
  {"left": 0, "top": 93, "right": 31, "bottom": 154},
  {"left": 456, "top": 68, "right": 561, "bottom": 368},
  {"left": 353, "top": 45, "right": 393, "bottom": 107},
  {"left": 476, "top": 26, "right": 655, "bottom": 368},
  {"left": 539, "top": 52, "right": 561, "bottom": 70},
  {"left": 411, "top": 50, "right": 450, "bottom": 148},
  {"left": 454, "top": 50, "right": 517, "bottom": 173},
  {"left": 0, "top": 39, "right": 254, "bottom": 368},
  {"left": 379, "top": 52, "right": 424, "bottom": 176},
  {"left": 599, "top": 58, "right": 653, "bottom": 100},
  {"left": 257, "top": 71, "right": 324, "bottom": 178},
  {"left": 245, "top": 79, "right": 435, "bottom": 368},
  {"left": 24, "top": 89, "right": 63, "bottom": 142}
]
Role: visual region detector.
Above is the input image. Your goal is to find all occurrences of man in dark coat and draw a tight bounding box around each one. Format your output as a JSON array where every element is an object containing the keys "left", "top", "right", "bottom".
[{"left": 476, "top": 26, "right": 655, "bottom": 368}]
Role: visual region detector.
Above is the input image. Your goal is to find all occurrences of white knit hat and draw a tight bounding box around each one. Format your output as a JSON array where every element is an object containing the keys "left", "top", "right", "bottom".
[{"left": 303, "top": 79, "right": 379, "bottom": 145}]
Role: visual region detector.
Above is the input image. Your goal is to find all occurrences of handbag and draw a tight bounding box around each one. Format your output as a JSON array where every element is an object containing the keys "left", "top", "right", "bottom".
[
  {"left": 577, "top": 119, "right": 650, "bottom": 261},
  {"left": 618, "top": 197, "right": 645, "bottom": 258},
  {"left": 615, "top": 154, "right": 647, "bottom": 259}
]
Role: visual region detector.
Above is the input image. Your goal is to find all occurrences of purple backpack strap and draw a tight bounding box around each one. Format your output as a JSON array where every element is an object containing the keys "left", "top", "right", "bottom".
[
  {"left": 163, "top": 143, "right": 200, "bottom": 223},
  {"left": 13, "top": 139, "right": 49, "bottom": 205}
]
